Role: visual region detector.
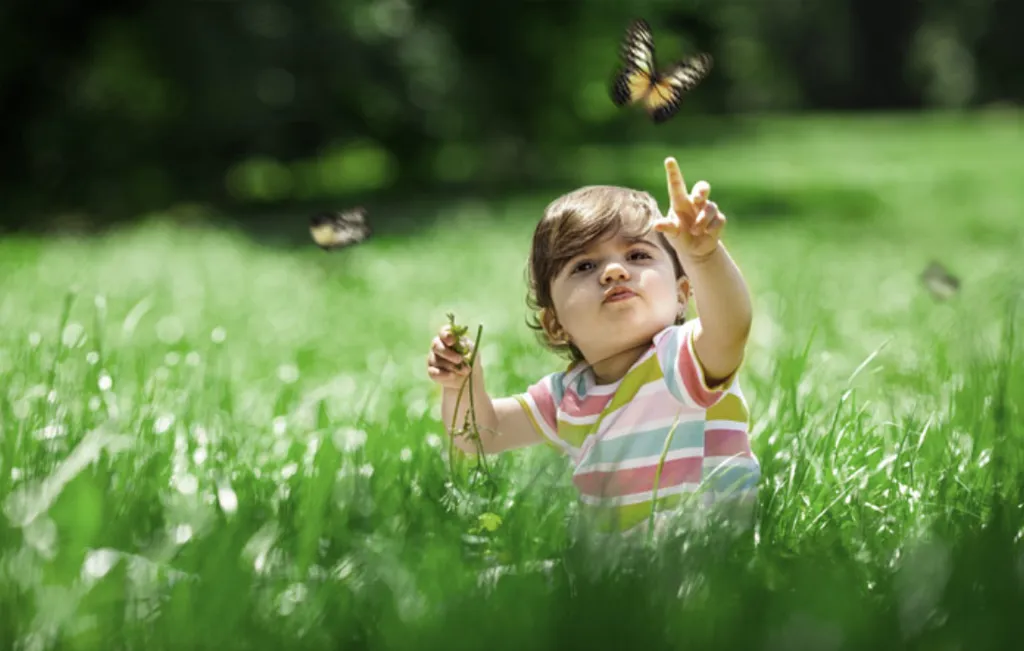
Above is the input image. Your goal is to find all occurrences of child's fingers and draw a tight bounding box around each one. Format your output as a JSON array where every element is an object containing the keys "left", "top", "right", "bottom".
[
  {"left": 431, "top": 336, "right": 464, "bottom": 365},
  {"left": 439, "top": 328, "right": 470, "bottom": 351},
  {"left": 439, "top": 325, "right": 457, "bottom": 345},
  {"left": 652, "top": 215, "right": 681, "bottom": 236},
  {"left": 698, "top": 205, "right": 726, "bottom": 237},
  {"left": 691, "top": 201, "right": 718, "bottom": 234},
  {"left": 691, "top": 181, "right": 711, "bottom": 209},
  {"left": 427, "top": 351, "right": 468, "bottom": 376},
  {"left": 427, "top": 365, "right": 468, "bottom": 386},
  {"left": 439, "top": 325, "right": 475, "bottom": 356},
  {"left": 428, "top": 349, "right": 463, "bottom": 371},
  {"left": 705, "top": 210, "right": 726, "bottom": 236}
]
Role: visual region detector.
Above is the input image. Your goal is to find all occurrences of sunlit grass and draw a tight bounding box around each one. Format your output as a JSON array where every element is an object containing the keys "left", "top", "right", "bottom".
[{"left": 1, "top": 114, "right": 1024, "bottom": 650}]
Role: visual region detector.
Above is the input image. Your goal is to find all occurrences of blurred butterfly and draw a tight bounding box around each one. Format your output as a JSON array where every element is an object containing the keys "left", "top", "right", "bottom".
[
  {"left": 921, "top": 261, "right": 960, "bottom": 300},
  {"left": 610, "top": 18, "right": 713, "bottom": 124},
  {"left": 309, "top": 208, "right": 371, "bottom": 251}
]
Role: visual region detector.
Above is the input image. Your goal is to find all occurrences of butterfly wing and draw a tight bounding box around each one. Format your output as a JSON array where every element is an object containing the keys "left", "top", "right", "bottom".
[
  {"left": 309, "top": 208, "right": 372, "bottom": 251},
  {"left": 643, "top": 53, "right": 713, "bottom": 123},
  {"left": 611, "top": 19, "right": 658, "bottom": 107}
]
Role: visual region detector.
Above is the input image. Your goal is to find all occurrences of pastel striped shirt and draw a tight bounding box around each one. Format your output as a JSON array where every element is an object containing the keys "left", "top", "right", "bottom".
[{"left": 514, "top": 319, "right": 760, "bottom": 533}]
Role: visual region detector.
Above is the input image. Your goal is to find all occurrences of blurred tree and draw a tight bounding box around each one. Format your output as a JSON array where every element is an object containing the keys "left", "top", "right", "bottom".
[{"left": 0, "top": 0, "right": 1020, "bottom": 230}]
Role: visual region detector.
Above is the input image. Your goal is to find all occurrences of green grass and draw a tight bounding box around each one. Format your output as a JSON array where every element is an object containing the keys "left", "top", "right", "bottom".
[{"left": 1, "top": 114, "right": 1024, "bottom": 650}]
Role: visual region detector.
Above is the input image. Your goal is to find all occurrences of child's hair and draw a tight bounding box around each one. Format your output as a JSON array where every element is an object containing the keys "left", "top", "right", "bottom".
[{"left": 525, "top": 185, "right": 687, "bottom": 364}]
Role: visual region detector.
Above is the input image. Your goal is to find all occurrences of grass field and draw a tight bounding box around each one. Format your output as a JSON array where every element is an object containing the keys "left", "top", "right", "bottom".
[{"left": 1, "top": 114, "right": 1023, "bottom": 650}]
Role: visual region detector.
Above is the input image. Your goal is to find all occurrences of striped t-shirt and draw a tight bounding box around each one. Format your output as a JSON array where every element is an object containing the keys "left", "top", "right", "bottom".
[{"left": 514, "top": 319, "right": 760, "bottom": 533}]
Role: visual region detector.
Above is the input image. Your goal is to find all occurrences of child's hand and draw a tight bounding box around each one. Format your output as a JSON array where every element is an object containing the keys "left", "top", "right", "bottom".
[
  {"left": 426, "top": 322, "right": 476, "bottom": 390},
  {"left": 653, "top": 157, "right": 725, "bottom": 260}
]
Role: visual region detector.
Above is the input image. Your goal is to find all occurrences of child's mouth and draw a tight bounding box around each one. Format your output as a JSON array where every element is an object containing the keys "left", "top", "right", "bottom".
[{"left": 604, "top": 288, "right": 637, "bottom": 303}]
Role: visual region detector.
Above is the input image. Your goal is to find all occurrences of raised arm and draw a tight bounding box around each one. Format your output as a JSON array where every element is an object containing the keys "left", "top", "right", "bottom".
[{"left": 653, "top": 157, "right": 753, "bottom": 386}]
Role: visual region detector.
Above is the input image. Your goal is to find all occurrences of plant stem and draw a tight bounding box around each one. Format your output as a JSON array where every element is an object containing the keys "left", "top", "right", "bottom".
[{"left": 647, "top": 414, "right": 682, "bottom": 546}]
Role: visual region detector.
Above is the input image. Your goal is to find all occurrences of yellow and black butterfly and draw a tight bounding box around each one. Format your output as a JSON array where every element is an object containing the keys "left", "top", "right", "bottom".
[
  {"left": 309, "top": 207, "right": 372, "bottom": 251},
  {"left": 920, "top": 261, "right": 961, "bottom": 301},
  {"left": 610, "top": 18, "right": 713, "bottom": 124}
]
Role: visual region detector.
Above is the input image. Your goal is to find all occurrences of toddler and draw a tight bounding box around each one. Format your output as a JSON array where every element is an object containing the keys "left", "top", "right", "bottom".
[{"left": 426, "top": 157, "right": 760, "bottom": 535}]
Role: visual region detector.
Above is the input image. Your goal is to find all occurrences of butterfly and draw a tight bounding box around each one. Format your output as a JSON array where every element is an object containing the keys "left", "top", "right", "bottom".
[
  {"left": 610, "top": 18, "right": 713, "bottom": 124},
  {"left": 309, "top": 207, "right": 372, "bottom": 251},
  {"left": 920, "top": 261, "right": 961, "bottom": 300}
]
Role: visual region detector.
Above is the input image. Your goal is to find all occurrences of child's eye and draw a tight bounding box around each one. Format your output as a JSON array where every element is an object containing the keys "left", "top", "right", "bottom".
[
  {"left": 628, "top": 250, "right": 653, "bottom": 261},
  {"left": 572, "top": 261, "right": 595, "bottom": 274}
]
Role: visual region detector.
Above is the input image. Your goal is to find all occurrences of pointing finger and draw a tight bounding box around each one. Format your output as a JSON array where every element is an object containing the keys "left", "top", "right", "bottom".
[{"left": 664, "top": 157, "right": 692, "bottom": 216}]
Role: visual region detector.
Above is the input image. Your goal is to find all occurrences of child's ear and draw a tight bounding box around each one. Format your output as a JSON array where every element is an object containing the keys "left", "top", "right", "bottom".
[
  {"left": 676, "top": 276, "right": 691, "bottom": 301},
  {"left": 540, "top": 308, "right": 568, "bottom": 344},
  {"left": 676, "top": 276, "right": 692, "bottom": 320}
]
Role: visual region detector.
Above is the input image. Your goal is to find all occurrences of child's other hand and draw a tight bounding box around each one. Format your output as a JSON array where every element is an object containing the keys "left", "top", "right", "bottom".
[
  {"left": 426, "top": 324, "right": 475, "bottom": 390},
  {"left": 653, "top": 156, "right": 724, "bottom": 260}
]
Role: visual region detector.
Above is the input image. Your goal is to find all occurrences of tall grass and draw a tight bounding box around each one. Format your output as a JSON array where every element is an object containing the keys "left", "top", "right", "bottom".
[{"left": 1, "top": 114, "right": 1023, "bottom": 650}]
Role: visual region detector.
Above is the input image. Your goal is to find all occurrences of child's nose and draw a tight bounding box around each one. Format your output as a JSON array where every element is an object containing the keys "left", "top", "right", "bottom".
[{"left": 601, "top": 262, "right": 630, "bottom": 284}]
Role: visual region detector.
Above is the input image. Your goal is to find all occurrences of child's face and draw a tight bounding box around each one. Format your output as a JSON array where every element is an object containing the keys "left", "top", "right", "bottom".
[{"left": 548, "top": 229, "right": 686, "bottom": 364}]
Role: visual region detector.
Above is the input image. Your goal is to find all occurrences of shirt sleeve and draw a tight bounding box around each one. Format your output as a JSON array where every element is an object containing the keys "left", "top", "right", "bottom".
[
  {"left": 512, "top": 371, "right": 569, "bottom": 454},
  {"left": 653, "top": 319, "right": 738, "bottom": 409}
]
